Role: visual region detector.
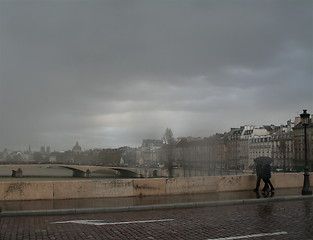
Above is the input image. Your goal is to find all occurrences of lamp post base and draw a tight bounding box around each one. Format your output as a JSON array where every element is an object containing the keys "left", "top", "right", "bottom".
[{"left": 302, "top": 169, "right": 312, "bottom": 195}]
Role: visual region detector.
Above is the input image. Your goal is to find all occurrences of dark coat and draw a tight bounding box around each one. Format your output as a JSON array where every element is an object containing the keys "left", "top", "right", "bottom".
[
  {"left": 255, "top": 164, "right": 263, "bottom": 177},
  {"left": 261, "top": 164, "right": 271, "bottom": 179}
]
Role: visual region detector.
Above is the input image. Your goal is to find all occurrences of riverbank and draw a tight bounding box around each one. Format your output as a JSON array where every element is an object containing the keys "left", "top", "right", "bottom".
[{"left": 0, "top": 176, "right": 119, "bottom": 182}]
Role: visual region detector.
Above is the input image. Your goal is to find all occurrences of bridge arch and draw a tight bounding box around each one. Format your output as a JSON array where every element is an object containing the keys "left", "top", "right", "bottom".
[
  {"left": 58, "top": 165, "right": 140, "bottom": 178},
  {"left": 3, "top": 164, "right": 158, "bottom": 178},
  {"left": 111, "top": 168, "right": 141, "bottom": 178},
  {"left": 59, "top": 166, "right": 91, "bottom": 178}
]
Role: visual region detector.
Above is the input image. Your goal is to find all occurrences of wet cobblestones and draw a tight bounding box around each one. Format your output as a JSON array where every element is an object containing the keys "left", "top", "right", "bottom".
[{"left": 1, "top": 199, "right": 313, "bottom": 240}]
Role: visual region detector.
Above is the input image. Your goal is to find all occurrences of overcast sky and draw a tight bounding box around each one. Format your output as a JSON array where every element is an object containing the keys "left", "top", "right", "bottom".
[{"left": 0, "top": 0, "right": 312, "bottom": 151}]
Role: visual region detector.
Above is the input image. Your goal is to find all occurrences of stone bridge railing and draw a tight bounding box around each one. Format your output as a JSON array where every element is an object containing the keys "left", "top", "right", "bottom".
[{"left": 0, "top": 172, "right": 312, "bottom": 201}]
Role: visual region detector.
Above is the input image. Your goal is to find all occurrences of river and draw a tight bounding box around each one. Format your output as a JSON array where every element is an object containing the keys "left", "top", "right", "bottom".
[{"left": 0, "top": 164, "right": 119, "bottom": 181}]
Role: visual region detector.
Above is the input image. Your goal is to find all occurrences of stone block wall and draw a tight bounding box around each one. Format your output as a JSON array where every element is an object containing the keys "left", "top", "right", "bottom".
[{"left": 0, "top": 173, "right": 312, "bottom": 201}]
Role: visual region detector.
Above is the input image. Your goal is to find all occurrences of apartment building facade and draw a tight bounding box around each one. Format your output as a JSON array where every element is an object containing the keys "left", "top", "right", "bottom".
[
  {"left": 271, "top": 121, "right": 294, "bottom": 171},
  {"left": 135, "top": 115, "right": 312, "bottom": 175},
  {"left": 293, "top": 116, "right": 313, "bottom": 171},
  {"left": 137, "top": 139, "right": 163, "bottom": 167}
]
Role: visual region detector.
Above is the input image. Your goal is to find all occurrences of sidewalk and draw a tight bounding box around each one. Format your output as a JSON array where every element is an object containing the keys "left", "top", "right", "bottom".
[{"left": 1, "top": 188, "right": 313, "bottom": 216}]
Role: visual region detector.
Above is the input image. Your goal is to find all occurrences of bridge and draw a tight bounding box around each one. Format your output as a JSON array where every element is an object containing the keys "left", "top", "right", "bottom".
[{"left": 0, "top": 164, "right": 164, "bottom": 178}]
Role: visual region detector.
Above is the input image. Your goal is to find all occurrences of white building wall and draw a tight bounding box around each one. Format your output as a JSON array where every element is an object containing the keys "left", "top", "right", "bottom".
[
  {"left": 248, "top": 135, "right": 273, "bottom": 167},
  {"left": 240, "top": 126, "right": 270, "bottom": 169}
]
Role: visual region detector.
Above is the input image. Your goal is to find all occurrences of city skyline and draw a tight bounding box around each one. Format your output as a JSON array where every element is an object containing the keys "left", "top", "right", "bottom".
[
  {"left": 1, "top": 0, "right": 312, "bottom": 151},
  {"left": 0, "top": 114, "right": 303, "bottom": 153}
]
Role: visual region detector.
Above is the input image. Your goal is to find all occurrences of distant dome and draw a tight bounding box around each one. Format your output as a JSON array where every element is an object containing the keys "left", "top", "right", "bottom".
[{"left": 72, "top": 141, "right": 82, "bottom": 154}]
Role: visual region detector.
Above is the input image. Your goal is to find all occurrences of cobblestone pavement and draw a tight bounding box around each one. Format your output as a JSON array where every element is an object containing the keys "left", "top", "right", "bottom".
[{"left": 1, "top": 199, "right": 312, "bottom": 240}]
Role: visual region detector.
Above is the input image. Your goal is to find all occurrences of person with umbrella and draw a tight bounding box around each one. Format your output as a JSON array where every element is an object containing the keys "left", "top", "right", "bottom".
[
  {"left": 253, "top": 163, "right": 264, "bottom": 192},
  {"left": 253, "top": 157, "right": 275, "bottom": 192},
  {"left": 261, "top": 163, "right": 275, "bottom": 192}
]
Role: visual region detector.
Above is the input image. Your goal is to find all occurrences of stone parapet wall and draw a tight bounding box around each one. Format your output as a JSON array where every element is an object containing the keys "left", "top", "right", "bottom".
[{"left": 0, "top": 173, "right": 312, "bottom": 201}]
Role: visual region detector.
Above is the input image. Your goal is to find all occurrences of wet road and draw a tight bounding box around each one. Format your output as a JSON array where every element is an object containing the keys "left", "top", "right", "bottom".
[
  {"left": 1, "top": 199, "right": 312, "bottom": 240},
  {"left": 0, "top": 188, "right": 303, "bottom": 212}
]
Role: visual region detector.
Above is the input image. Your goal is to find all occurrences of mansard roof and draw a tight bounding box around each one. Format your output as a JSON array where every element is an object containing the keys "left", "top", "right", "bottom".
[
  {"left": 141, "top": 139, "right": 163, "bottom": 147},
  {"left": 293, "top": 119, "right": 313, "bottom": 129}
]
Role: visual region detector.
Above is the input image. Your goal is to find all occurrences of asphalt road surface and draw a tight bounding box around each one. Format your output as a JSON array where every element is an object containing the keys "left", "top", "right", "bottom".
[{"left": 1, "top": 199, "right": 312, "bottom": 240}]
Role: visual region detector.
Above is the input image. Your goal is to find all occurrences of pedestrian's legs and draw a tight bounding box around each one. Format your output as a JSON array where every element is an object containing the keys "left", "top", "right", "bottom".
[
  {"left": 254, "top": 177, "right": 261, "bottom": 191},
  {"left": 262, "top": 178, "right": 270, "bottom": 192},
  {"left": 268, "top": 179, "right": 275, "bottom": 191}
]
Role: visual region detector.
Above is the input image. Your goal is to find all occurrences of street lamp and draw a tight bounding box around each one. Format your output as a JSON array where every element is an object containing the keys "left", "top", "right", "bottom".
[{"left": 300, "top": 109, "right": 312, "bottom": 195}]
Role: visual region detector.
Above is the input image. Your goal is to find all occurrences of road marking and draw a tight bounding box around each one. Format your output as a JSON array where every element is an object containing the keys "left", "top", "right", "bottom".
[
  {"left": 51, "top": 218, "right": 174, "bottom": 226},
  {"left": 206, "top": 231, "right": 288, "bottom": 240}
]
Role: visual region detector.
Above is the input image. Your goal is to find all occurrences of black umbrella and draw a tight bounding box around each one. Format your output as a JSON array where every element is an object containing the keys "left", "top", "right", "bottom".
[{"left": 254, "top": 156, "right": 273, "bottom": 165}]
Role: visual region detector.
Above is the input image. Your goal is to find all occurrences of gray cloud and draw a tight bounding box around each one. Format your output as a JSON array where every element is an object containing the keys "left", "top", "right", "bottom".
[{"left": 0, "top": 0, "right": 312, "bottom": 150}]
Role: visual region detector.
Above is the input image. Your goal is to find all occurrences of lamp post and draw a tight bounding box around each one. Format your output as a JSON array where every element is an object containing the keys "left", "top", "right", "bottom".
[{"left": 301, "top": 110, "right": 312, "bottom": 195}]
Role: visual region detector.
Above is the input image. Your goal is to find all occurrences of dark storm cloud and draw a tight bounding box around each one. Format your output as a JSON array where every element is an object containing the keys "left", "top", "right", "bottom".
[{"left": 0, "top": 0, "right": 312, "bottom": 150}]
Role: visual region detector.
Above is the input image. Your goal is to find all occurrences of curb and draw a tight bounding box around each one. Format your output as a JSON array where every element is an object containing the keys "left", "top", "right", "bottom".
[{"left": 1, "top": 195, "right": 313, "bottom": 217}]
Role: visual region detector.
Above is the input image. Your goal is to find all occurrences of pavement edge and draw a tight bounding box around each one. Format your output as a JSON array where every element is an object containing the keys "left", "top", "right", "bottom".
[{"left": 1, "top": 195, "right": 313, "bottom": 217}]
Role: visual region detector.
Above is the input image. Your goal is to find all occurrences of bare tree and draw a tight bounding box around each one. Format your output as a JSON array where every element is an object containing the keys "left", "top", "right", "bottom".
[{"left": 162, "top": 128, "right": 175, "bottom": 177}]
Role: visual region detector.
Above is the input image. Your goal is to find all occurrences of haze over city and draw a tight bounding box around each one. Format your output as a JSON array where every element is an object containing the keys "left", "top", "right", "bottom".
[{"left": 0, "top": 0, "right": 312, "bottom": 151}]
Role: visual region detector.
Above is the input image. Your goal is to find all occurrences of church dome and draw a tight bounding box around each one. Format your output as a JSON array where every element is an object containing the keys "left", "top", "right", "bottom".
[{"left": 72, "top": 141, "right": 82, "bottom": 154}]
